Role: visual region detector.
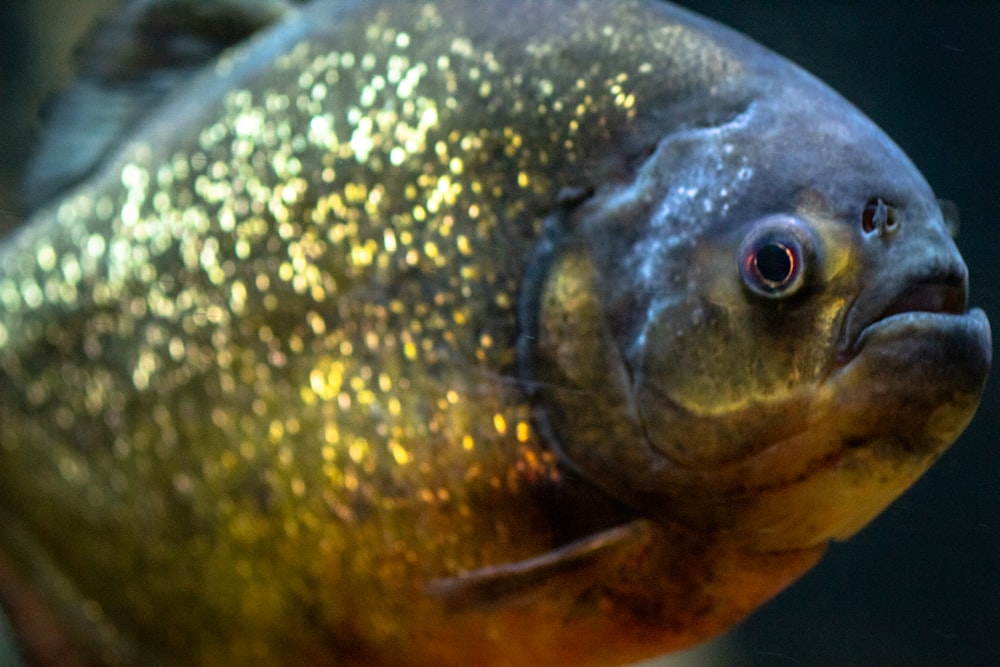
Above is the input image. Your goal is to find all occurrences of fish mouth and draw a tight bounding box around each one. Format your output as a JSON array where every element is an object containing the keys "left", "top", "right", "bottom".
[{"left": 837, "top": 266, "right": 971, "bottom": 362}]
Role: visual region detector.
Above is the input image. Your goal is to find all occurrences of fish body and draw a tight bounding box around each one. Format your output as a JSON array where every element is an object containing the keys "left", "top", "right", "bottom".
[{"left": 0, "top": 1, "right": 990, "bottom": 665}]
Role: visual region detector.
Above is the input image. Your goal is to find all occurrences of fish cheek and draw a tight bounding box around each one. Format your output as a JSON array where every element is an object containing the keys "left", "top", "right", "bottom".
[
  {"left": 628, "top": 296, "right": 796, "bottom": 471},
  {"left": 520, "top": 246, "right": 656, "bottom": 499},
  {"left": 624, "top": 232, "right": 819, "bottom": 464},
  {"left": 521, "top": 236, "right": 813, "bottom": 501}
]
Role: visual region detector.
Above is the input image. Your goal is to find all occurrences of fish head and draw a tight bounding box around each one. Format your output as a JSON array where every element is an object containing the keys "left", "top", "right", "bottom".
[{"left": 530, "top": 63, "right": 991, "bottom": 553}]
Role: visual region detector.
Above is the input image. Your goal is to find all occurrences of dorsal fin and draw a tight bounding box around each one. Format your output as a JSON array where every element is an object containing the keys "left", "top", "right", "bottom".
[{"left": 22, "top": 0, "right": 298, "bottom": 213}]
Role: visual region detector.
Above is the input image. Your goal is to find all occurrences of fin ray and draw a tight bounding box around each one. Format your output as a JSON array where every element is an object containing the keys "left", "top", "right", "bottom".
[{"left": 427, "top": 520, "right": 653, "bottom": 611}]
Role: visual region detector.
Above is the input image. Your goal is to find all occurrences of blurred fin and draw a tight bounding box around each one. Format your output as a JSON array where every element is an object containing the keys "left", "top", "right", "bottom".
[
  {"left": 21, "top": 0, "right": 298, "bottom": 213},
  {"left": 426, "top": 520, "right": 653, "bottom": 611},
  {"left": 938, "top": 198, "right": 960, "bottom": 238}
]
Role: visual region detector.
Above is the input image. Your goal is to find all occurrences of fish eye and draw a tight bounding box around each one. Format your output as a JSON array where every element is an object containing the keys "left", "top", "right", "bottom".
[{"left": 738, "top": 215, "right": 814, "bottom": 298}]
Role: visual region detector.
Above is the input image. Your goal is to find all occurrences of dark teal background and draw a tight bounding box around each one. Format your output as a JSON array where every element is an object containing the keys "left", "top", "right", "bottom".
[{"left": 1, "top": 2, "right": 997, "bottom": 665}]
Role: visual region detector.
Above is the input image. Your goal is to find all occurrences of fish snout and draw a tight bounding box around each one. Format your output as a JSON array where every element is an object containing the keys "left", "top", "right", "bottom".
[{"left": 839, "top": 197, "right": 976, "bottom": 362}]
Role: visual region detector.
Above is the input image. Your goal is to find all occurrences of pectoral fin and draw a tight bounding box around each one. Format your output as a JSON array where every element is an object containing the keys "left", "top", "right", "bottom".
[{"left": 426, "top": 520, "right": 654, "bottom": 612}]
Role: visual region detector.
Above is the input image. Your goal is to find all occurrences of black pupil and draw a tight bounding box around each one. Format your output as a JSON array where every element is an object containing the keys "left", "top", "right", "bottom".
[{"left": 755, "top": 243, "right": 793, "bottom": 285}]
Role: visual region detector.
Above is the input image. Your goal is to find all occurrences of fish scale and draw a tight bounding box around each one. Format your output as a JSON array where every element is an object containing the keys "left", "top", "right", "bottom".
[{"left": 0, "top": 1, "right": 686, "bottom": 661}]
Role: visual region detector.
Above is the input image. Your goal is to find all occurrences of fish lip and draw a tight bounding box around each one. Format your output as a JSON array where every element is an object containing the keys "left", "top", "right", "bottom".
[{"left": 836, "top": 269, "right": 970, "bottom": 363}]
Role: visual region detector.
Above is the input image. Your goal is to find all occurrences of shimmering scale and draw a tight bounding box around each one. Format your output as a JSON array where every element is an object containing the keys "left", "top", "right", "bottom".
[{"left": 0, "top": 2, "right": 695, "bottom": 662}]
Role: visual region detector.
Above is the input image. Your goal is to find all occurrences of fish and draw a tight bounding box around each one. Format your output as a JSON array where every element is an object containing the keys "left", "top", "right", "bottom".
[{"left": 0, "top": 0, "right": 990, "bottom": 665}]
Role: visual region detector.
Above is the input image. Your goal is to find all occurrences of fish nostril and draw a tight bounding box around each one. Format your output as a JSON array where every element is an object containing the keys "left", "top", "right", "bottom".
[
  {"left": 861, "top": 197, "right": 898, "bottom": 237},
  {"left": 883, "top": 209, "right": 898, "bottom": 232}
]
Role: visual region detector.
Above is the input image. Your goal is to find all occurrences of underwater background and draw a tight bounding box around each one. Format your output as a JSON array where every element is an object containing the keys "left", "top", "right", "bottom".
[{"left": 0, "top": 1, "right": 996, "bottom": 665}]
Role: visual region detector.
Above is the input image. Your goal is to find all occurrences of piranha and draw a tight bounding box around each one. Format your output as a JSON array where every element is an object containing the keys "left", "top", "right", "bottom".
[{"left": 0, "top": 0, "right": 990, "bottom": 665}]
